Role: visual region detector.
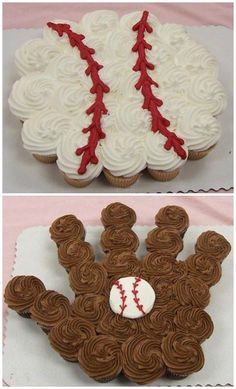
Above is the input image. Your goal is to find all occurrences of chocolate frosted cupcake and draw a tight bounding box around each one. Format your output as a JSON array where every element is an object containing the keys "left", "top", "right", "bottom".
[
  {"left": 101, "top": 202, "right": 136, "bottom": 228},
  {"left": 58, "top": 239, "right": 95, "bottom": 273},
  {"left": 139, "top": 306, "right": 176, "bottom": 337},
  {"left": 155, "top": 205, "right": 189, "bottom": 237},
  {"left": 195, "top": 231, "right": 231, "bottom": 263},
  {"left": 122, "top": 334, "right": 166, "bottom": 384},
  {"left": 145, "top": 227, "right": 183, "bottom": 257},
  {"left": 185, "top": 253, "right": 222, "bottom": 286},
  {"left": 78, "top": 335, "right": 122, "bottom": 382},
  {"left": 142, "top": 253, "right": 175, "bottom": 277},
  {"left": 49, "top": 214, "right": 85, "bottom": 247},
  {"left": 162, "top": 332, "right": 204, "bottom": 378},
  {"left": 97, "top": 310, "right": 140, "bottom": 343},
  {"left": 48, "top": 317, "right": 96, "bottom": 362},
  {"left": 30, "top": 290, "right": 71, "bottom": 333},
  {"left": 4, "top": 276, "right": 46, "bottom": 318},
  {"left": 101, "top": 250, "right": 140, "bottom": 278},
  {"left": 71, "top": 293, "right": 108, "bottom": 325},
  {"left": 174, "top": 306, "right": 214, "bottom": 343},
  {"left": 69, "top": 262, "right": 107, "bottom": 296},
  {"left": 100, "top": 226, "right": 139, "bottom": 253},
  {"left": 174, "top": 276, "right": 210, "bottom": 309}
]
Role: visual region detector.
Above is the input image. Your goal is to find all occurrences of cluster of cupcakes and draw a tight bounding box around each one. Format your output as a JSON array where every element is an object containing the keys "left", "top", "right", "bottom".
[{"left": 4, "top": 203, "right": 231, "bottom": 384}]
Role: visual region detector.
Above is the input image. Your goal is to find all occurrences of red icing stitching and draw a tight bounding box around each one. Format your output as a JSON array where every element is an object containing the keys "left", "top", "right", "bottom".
[
  {"left": 132, "top": 11, "right": 187, "bottom": 160},
  {"left": 47, "top": 22, "right": 110, "bottom": 174},
  {"left": 113, "top": 280, "right": 127, "bottom": 316},
  {"left": 132, "top": 277, "right": 145, "bottom": 315}
]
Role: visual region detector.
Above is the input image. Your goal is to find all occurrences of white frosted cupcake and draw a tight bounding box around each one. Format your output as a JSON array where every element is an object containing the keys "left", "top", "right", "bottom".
[
  {"left": 8, "top": 72, "right": 56, "bottom": 122},
  {"left": 145, "top": 132, "right": 188, "bottom": 181},
  {"left": 57, "top": 130, "right": 103, "bottom": 187},
  {"left": 22, "top": 109, "right": 76, "bottom": 163},
  {"left": 177, "top": 107, "right": 223, "bottom": 160},
  {"left": 100, "top": 131, "right": 146, "bottom": 187}
]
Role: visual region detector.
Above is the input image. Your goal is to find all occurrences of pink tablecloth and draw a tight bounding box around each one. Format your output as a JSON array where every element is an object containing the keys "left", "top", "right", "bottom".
[{"left": 3, "top": 3, "right": 233, "bottom": 29}]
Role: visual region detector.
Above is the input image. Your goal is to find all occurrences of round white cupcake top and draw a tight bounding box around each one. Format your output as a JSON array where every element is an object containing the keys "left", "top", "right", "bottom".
[
  {"left": 8, "top": 10, "right": 226, "bottom": 179},
  {"left": 109, "top": 276, "right": 156, "bottom": 319}
]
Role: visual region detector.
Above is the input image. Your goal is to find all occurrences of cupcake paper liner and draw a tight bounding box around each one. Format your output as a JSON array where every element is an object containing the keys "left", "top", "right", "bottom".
[
  {"left": 33, "top": 154, "right": 57, "bottom": 164},
  {"left": 188, "top": 144, "right": 216, "bottom": 160},
  {"left": 63, "top": 173, "right": 92, "bottom": 188},
  {"left": 103, "top": 168, "right": 139, "bottom": 188},
  {"left": 148, "top": 168, "right": 180, "bottom": 181}
]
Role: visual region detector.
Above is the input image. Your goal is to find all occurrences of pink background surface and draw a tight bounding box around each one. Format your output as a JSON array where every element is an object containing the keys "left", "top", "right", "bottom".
[
  {"left": 3, "top": 2, "right": 233, "bottom": 29},
  {"left": 3, "top": 195, "right": 233, "bottom": 320}
]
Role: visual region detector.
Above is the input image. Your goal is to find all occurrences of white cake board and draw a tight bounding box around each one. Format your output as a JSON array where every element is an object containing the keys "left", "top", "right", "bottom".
[
  {"left": 3, "top": 225, "right": 233, "bottom": 386},
  {"left": 3, "top": 26, "right": 233, "bottom": 193}
]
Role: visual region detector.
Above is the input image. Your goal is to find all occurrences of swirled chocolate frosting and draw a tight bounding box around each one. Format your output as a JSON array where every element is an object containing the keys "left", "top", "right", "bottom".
[
  {"left": 174, "top": 276, "right": 210, "bottom": 308},
  {"left": 195, "top": 231, "right": 231, "bottom": 263},
  {"left": 101, "top": 202, "right": 136, "bottom": 228},
  {"left": 101, "top": 226, "right": 139, "bottom": 253},
  {"left": 101, "top": 250, "right": 140, "bottom": 277},
  {"left": 174, "top": 306, "right": 214, "bottom": 343},
  {"left": 185, "top": 253, "right": 222, "bottom": 286},
  {"left": 30, "top": 290, "right": 71, "bottom": 330},
  {"left": 142, "top": 253, "right": 175, "bottom": 277},
  {"left": 122, "top": 335, "right": 166, "bottom": 384},
  {"left": 71, "top": 293, "right": 107, "bottom": 324},
  {"left": 97, "top": 311, "right": 140, "bottom": 342},
  {"left": 145, "top": 227, "right": 183, "bottom": 256},
  {"left": 162, "top": 332, "right": 204, "bottom": 375},
  {"left": 48, "top": 317, "right": 96, "bottom": 361},
  {"left": 49, "top": 214, "right": 85, "bottom": 246},
  {"left": 4, "top": 276, "right": 46, "bottom": 313},
  {"left": 139, "top": 306, "right": 176, "bottom": 337},
  {"left": 69, "top": 262, "right": 107, "bottom": 295},
  {"left": 155, "top": 205, "right": 189, "bottom": 237},
  {"left": 78, "top": 335, "right": 122, "bottom": 382},
  {"left": 58, "top": 239, "right": 94, "bottom": 271}
]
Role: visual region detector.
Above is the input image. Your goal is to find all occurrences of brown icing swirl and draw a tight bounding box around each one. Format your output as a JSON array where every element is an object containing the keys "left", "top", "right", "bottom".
[
  {"left": 30, "top": 290, "right": 71, "bottom": 330},
  {"left": 100, "top": 226, "right": 139, "bottom": 253},
  {"left": 150, "top": 276, "right": 174, "bottom": 305},
  {"left": 155, "top": 205, "right": 189, "bottom": 237},
  {"left": 78, "top": 335, "right": 122, "bottom": 382},
  {"left": 71, "top": 293, "right": 107, "bottom": 325},
  {"left": 49, "top": 214, "right": 85, "bottom": 246},
  {"left": 145, "top": 227, "right": 183, "bottom": 257},
  {"left": 101, "top": 202, "right": 136, "bottom": 228},
  {"left": 174, "top": 276, "right": 210, "bottom": 308},
  {"left": 174, "top": 306, "right": 214, "bottom": 343},
  {"left": 162, "top": 331, "right": 204, "bottom": 375},
  {"left": 58, "top": 239, "right": 95, "bottom": 271},
  {"left": 195, "top": 231, "right": 231, "bottom": 263},
  {"left": 48, "top": 317, "right": 96, "bottom": 361},
  {"left": 4, "top": 276, "right": 46, "bottom": 314},
  {"left": 139, "top": 306, "right": 176, "bottom": 337},
  {"left": 97, "top": 311, "right": 140, "bottom": 343},
  {"left": 143, "top": 253, "right": 175, "bottom": 277},
  {"left": 185, "top": 253, "right": 222, "bottom": 286},
  {"left": 101, "top": 250, "right": 140, "bottom": 277},
  {"left": 69, "top": 262, "right": 107, "bottom": 295},
  {"left": 122, "top": 335, "right": 166, "bottom": 384}
]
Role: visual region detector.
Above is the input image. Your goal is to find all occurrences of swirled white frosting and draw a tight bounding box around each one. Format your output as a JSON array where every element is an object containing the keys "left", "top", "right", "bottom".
[
  {"left": 100, "top": 131, "right": 146, "bottom": 177},
  {"left": 22, "top": 109, "right": 76, "bottom": 155},
  {"left": 9, "top": 10, "right": 227, "bottom": 180},
  {"left": 145, "top": 132, "right": 188, "bottom": 171},
  {"left": 57, "top": 130, "right": 103, "bottom": 181}
]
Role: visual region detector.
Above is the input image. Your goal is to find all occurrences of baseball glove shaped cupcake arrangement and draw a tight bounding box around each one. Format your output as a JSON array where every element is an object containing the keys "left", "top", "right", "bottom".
[
  {"left": 4, "top": 203, "right": 231, "bottom": 384},
  {"left": 8, "top": 10, "right": 226, "bottom": 187}
]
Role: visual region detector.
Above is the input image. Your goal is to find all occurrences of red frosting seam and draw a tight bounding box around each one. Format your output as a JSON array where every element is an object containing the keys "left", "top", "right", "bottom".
[
  {"left": 114, "top": 280, "right": 127, "bottom": 316},
  {"left": 47, "top": 22, "right": 110, "bottom": 174},
  {"left": 132, "top": 11, "right": 187, "bottom": 159},
  {"left": 132, "top": 277, "right": 145, "bottom": 315}
]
